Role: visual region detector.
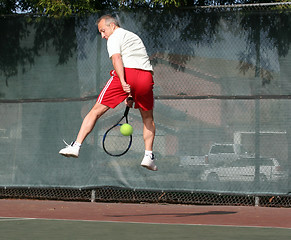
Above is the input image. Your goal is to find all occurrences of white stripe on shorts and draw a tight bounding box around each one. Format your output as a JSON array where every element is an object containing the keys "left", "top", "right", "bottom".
[{"left": 97, "top": 76, "right": 113, "bottom": 104}]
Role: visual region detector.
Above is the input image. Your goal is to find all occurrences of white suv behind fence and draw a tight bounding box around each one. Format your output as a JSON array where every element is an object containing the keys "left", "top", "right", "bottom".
[{"left": 201, "top": 157, "right": 287, "bottom": 182}]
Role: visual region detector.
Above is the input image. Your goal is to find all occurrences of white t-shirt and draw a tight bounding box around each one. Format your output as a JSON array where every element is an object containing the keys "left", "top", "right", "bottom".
[{"left": 107, "top": 28, "right": 153, "bottom": 71}]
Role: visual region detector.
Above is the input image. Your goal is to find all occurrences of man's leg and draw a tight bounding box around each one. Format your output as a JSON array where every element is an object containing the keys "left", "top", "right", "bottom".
[
  {"left": 76, "top": 103, "right": 109, "bottom": 144},
  {"left": 59, "top": 102, "right": 109, "bottom": 157},
  {"left": 139, "top": 108, "right": 157, "bottom": 171},
  {"left": 139, "top": 108, "right": 155, "bottom": 151}
]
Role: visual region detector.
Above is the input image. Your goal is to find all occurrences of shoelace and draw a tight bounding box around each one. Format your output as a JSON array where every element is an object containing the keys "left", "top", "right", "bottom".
[
  {"left": 145, "top": 153, "right": 155, "bottom": 160},
  {"left": 62, "top": 140, "right": 74, "bottom": 147}
]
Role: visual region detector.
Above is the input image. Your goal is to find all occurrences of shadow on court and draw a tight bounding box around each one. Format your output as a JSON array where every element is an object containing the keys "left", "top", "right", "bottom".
[
  {"left": 105, "top": 210, "right": 237, "bottom": 218},
  {"left": 0, "top": 219, "right": 291, "bottom": 240}
]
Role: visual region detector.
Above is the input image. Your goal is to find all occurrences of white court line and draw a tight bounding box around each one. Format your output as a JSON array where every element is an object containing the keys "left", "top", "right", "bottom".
[
  {"left": 0, "top": 217, "right": 37, "bottom": 222},
  {"left": 0, "top": 216, "right": 290, "bottom": 230}
]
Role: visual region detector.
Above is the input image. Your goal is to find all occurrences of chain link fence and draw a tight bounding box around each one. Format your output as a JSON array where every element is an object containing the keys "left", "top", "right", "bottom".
[
  {"left": 0, "top": 3, "right": 291, "bottom": 206},
  {"left": 1, "top": 186, "right": 290, "bottom": 207}
]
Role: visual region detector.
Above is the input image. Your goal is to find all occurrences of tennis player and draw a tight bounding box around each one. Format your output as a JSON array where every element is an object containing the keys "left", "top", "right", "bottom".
[{"left": 59, "top": 14, "right": 157, "bottom": 171}]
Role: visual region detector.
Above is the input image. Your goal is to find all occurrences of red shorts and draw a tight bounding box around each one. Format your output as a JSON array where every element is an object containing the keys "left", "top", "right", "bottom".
[{"left": 97, "top": 68, "right": 154, "bottom": 111}]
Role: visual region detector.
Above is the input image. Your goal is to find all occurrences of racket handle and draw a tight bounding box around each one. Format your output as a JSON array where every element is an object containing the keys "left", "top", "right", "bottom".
[{"left": 124, "top": 106, "right": 130, "bottom": 117}]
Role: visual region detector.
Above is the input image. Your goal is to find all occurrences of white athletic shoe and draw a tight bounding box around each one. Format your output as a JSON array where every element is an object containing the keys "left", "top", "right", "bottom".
[
  {"left": 59, "top": 141, "right": 80, "bottom": 158},
  {"left": 141, "top": 154, "right": 158, "bottom": 171}
]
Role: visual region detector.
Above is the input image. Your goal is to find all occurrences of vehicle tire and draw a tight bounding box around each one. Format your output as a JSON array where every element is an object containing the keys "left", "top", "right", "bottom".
[{"left": 207, "top": 173, "right": 219, "bottom": 182}]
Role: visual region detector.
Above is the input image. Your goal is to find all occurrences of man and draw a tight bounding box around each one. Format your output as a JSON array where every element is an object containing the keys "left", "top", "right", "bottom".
[{"left": 59, "top": 14, "right": 157, "bottom": 171}]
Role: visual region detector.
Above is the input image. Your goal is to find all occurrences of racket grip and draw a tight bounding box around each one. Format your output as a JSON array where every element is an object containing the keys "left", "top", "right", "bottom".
[{"left": 124, "top": 106, "right": 130, "bottom": 116}]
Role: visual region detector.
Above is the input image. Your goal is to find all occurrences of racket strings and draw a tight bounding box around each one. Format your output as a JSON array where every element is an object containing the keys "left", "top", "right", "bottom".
[{"left": 103, "top": 125, "right": 132, "bottom": 156}]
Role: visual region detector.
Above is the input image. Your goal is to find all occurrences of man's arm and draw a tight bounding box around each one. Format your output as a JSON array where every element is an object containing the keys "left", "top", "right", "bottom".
[
  {"left": 111, "top": 53, "right": 131, "bottom": 94},
  {"left": 111, "top": 53, "right": 133, "bottom": 107}
]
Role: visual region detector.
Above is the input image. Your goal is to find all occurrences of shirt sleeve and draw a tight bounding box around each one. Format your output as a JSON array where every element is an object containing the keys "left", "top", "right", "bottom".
[{"left": 107, "top": 34, "right": 121, "bottom": 58}]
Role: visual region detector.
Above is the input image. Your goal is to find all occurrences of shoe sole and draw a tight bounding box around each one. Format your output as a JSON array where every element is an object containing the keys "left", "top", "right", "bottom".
[
  {"left": 141, "top": 164, "right": 157, "bottom": 171},
  {"left": 60, "top": 153, "right": 79, "bottom": 158}
]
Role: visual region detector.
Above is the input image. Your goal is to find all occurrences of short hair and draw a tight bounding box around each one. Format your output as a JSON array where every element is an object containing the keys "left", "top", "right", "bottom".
[{"left": 96, "top": 14, "right": 120, "bottom": 27}]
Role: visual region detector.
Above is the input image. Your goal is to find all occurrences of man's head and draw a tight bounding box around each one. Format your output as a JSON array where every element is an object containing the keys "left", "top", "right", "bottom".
[{"left": 97, "top": 15, "right": 120, "bottom": 40}]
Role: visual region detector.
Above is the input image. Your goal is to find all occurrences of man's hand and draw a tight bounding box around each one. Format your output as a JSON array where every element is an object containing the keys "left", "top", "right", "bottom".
[
  {"left": 121, "top": 82, "right": 131, "bottom": 94},
  {"left": 125, "top": 96, "right": 134, "bottom": 108}
]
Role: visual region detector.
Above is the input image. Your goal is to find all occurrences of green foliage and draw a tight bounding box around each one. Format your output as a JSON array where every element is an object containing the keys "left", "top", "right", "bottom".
[
  {"left": 38, "top": 0, "right": 73, "bottom": 16},
  {"left": 0, "top": 0, "right": 120, "bottom": 16},
  {"left": 36, "top": 0, "right": 112, "bottom": 17},
  {"left": 35, "top": 0, "right": 122, "bottom": 17},
  {"left": 1, "top": 1, "right": 290, "bottom": 16}
]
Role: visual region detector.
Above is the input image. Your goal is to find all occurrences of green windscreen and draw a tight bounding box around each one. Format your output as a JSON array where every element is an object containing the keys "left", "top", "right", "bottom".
[{"left": 0, "top": 7, "right": 291, "bottom": 195}]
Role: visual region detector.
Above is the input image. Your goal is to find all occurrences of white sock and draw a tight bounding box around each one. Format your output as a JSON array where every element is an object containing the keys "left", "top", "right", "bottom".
[
  {"left": 145, "top": 150, "right": 153, "bottom": 157},
  {"left": 73, "top": 141, "right": 82, "bottom": 148}
]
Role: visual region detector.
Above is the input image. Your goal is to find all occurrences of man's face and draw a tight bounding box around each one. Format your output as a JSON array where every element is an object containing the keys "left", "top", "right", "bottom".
[{"left": 98, "top": 19, "right": 115, "bottom": 40}]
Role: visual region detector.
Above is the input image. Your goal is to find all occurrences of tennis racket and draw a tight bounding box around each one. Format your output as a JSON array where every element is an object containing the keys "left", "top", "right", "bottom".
[{"left": 102, "top": 106, "right": 132, "bottom": 157}]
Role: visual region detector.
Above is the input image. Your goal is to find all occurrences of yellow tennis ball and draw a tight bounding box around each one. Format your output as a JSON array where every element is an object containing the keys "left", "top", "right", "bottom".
[{"left": 120, "top": 123, "right": 133, "bottom": 136}]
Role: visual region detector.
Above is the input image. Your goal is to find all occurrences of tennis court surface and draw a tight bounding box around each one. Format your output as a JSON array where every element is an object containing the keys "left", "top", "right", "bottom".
[{"left": 0, "top": 199, "right": 290, "bottom": 240}]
